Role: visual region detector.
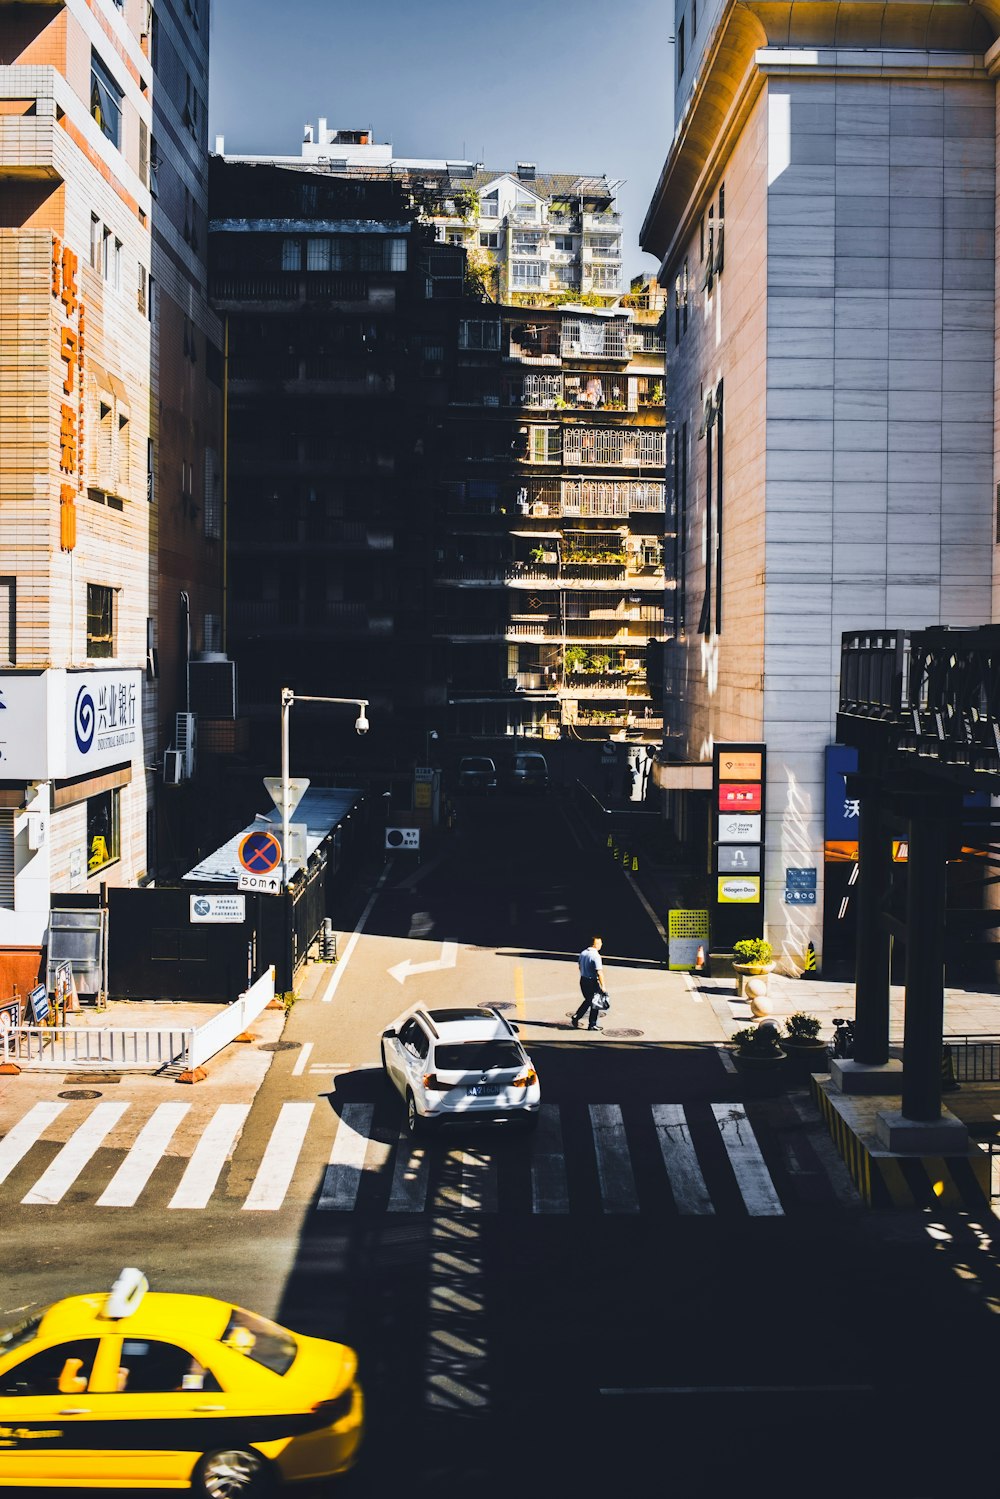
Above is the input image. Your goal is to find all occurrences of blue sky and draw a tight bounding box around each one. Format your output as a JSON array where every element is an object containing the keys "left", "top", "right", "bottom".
[{"left": 208, "top": 0, "right": 672, "bottom": 282}]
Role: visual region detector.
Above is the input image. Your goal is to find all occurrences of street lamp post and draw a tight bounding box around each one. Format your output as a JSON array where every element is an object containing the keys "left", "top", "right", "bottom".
[{"left": 280, "top": 688, "right": 370, "bottom": 893}]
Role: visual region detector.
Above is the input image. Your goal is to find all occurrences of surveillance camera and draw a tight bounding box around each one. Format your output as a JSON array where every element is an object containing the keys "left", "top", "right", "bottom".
[{"left": 355, "top": 712, "right": 370, "bottom": 736}]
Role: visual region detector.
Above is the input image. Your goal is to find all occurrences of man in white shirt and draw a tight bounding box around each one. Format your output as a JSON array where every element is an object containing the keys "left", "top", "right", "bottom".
[{"left": 570, "top": 936, "right": 609, "bottom": 1031}]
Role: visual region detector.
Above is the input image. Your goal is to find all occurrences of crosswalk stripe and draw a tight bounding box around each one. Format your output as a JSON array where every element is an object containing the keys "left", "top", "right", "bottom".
[
  {"left": 652, "top": 1103, "right": 715, "bottom": 1214},
  {"left": 590, "top": 1102, "right": 639, "bottom": 1214},
  {"left": 242, "top": 1102, "right": 313, "bottom": 1211},
  {"left": 22, "top": 1102, "right": 129, "bottom": 1206},
  {"left": 0, "top": 1101, "right": 68, "bottom": 1185},
  {"left": 318, "top": 1104, "right": 379, "bottom": 1211},
  {"left": 531, "top": 1103, "right": 569, "bottom": 1213},
  {"left": 169, "top": 1104, "right": 251, "bottom": 1209},
  {"left": 435, "top": 1148, "right": 496, "bottom": 1214},
  {"left": 712, "top": 1103, "right": 784, "bottom": 1216},
  {"left": 97, "top": 1103, "right": 191, "bottom": 1207},
  {"left": 387, "top": 1128, "right": 430, "bottom": 1212}
]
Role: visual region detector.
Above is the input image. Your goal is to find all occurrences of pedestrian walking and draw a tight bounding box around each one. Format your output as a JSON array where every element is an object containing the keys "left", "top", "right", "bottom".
[{"left": 570, "top": 936, "right": 610, "bottom": 1031}]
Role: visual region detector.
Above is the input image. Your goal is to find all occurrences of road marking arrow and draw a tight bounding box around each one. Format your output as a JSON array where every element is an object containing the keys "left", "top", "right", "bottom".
[{"left": 388, "top": 941, "right": 458, "bottom": 985}]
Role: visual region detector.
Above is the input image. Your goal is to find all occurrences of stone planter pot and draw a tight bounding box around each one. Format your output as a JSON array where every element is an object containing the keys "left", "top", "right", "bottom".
[
  {"left": 731, "top": 1047, "right": 789, "bottom": 1096},
  {"left": 780, "top": 1036, "right": 829, "bottom": 1080},
  {"left": 733, "top": 961, "right": 775, "bottom": 999}
]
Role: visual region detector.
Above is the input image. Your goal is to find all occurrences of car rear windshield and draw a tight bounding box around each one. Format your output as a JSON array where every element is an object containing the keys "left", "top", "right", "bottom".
[
  {"left": 434, "top": 1041, "right": 524, "bottom": 1072},
  {"left": 221, "top": 1309, "right": 297, "bottom": 1375},
  {"left": 461, "top": 759, "right": 494, "bottom": 772}
]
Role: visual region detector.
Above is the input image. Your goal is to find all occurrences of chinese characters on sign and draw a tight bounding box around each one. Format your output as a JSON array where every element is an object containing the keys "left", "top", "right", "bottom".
[
  {"left": 713, "top": 744, "right": 766, "bottom": 933},
  {"left": 53, "top": 237, "right": 84, "bottom": 550}
]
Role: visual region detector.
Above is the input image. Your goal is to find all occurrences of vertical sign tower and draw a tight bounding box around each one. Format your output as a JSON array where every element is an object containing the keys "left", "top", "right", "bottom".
[{"left": 712, "top": 743, "right": 766, "bottom": 950}]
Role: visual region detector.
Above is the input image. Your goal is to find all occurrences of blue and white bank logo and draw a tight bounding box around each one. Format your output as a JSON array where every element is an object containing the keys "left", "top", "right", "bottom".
[{"left": 74, "top": 685, "right": 95, "bottom": 754}]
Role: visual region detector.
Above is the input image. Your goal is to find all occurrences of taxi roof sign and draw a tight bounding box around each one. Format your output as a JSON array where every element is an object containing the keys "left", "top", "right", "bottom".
[{"left": 104, "top": 1267, "right": 148, "bottom": 1320}]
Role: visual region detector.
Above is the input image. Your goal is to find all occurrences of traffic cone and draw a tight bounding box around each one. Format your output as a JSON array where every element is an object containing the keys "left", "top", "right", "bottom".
[
  {"left": 621, "top": 849, "right": 629, "bottom": 867},
  {"left": 631, "top": 854, "right": 639, "bottom": 872},
  {"left": 607, "top": 833, "right": 614, "bottom": 848},
  {"left": 693, "top": 944, "right": 705, "bottom": 973},
  {"left": 802, "top": 941, "right": 817, "bottom": 977}
]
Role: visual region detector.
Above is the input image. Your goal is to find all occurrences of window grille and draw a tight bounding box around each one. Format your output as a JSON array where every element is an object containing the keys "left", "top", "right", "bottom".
[
  {"left": 0, "top": 811, "right": 13, "bottom": 908},
  {"left": 204, "top": 448, "right": 221, "bottom": 538},
  {"left": 459, "top": 320, "right": 501, "bottom": 351},
  {"left": 563, "top": 429, "right": 665, "bottom": 467}
]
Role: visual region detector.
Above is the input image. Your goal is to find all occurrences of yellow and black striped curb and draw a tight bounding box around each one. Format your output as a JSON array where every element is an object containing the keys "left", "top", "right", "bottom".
[{"left": 811, "top": 1075, "right": 990, "bottom": 1210}]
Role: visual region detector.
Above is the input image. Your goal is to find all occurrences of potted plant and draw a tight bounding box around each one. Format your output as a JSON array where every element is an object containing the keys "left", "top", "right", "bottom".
[
  {"left": 730, "top": 1022, "right": 788, "bottom": 1093},
  {"left": 781, "top": 1012, "right": 827, "bottom": 1078},
  {"left": 732, "top": 938, "right": 775, "bottom": 1001}
]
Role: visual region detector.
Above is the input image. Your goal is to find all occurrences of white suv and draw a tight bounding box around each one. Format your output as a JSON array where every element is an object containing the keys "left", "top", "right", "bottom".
[{"left": 381, "top": 1006, "right": 541, "bottom": 1135}]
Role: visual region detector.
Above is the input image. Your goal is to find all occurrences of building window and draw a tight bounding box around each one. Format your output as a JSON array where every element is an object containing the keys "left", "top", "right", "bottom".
[
  {"left": 149, "top": 134, "right": 159, "bottom": 197},
  {"left": 147, "top": 437, "right": 155, "bottom": 503},
  {"left": 0, "top": 809, "right": 13, "bottom": 908},
  {"left": 459, "top": 320, "right": 501, "bottom": 351},
  {"left": 677, "top": 16, "right": 685, "bottom": 80},
  {"left": 86, "top": 583, "right": 115, "bottom": 658},
  {"left": 87, "top": 789, "right": 120, "bottom": 874},
  {"left": 282, "top": 238, "right": 302, "bottom": 271},
  {"left": 111, "top": 237, "right": 122, "bottom": 291},
  {"left": 306, "top": 237, "right": 331, "bottom": 271},
  {"left": 553, "top": 235, "right": 575, "bottom": 253},
  {"left": 90, "top": 50, "right": 123, "bottom": 148},
  {"left": 479, "top": 232, "right": 499, "bottom": 249},
  {"left": 139, "top": 119, "right": 149, "bottom": 188},
  {"left": 512, "top": 231, "right": 542, "bottom": 256},
  {"left": 591, "top": 265, "right": 621, "bottom": 292},
  {"left": 512, "top": 260, "right": 543, "bottom": 288},
  {"left": 90, "top": 215, "right": 102, "bottom": 272},
  {"left": 117, "top": 412, "right": 130, "bottom": 488},
  {"left": 447, "top": 231, "right": 464, "bottom": 245},
  {"left": 390, "top": 238, "right": 407, "bottom": 271},
  {"left": 0, "top": 577, "right": 14, "bottom": 665},
  {"left": 147, "top": 274, "right": 156, "bottom": 322},
  {"left": 528, "top": 426, "right": 561, "bottom": 464},
  {"left": 683, "top": 260, "right": 689, "bottom": 332},
  {"left": 183, "top": 74, "right": 200, "bottom": 138},
  {"left": 481, "top": 194, "right": 499, "bottom": 219}
]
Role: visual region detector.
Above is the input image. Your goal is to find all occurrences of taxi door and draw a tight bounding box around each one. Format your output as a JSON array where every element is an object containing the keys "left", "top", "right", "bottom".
[
  {"left": 80, "top": 1334, "right": 236, "bottom": 1486},
  {"left": 0, "top": 1337, "right": 105, "bottom": 1484}
]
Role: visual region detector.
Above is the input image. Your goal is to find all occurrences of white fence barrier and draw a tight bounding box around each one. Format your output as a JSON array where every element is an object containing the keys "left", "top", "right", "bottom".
[
  {"left": 1, "top": 1026, "right": 194, "bottom": 1071},
  {"left": 187, "top": 967, "right": 276, "bottom": 1070},
  {"left": 0, "top": 966, "right": 277, "bottom": 1074}
]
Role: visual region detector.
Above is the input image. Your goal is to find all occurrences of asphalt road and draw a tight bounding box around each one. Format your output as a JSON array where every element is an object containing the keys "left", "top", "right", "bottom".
[{"left": 2, "top": 790, "right": 999, "bottom": 1497}]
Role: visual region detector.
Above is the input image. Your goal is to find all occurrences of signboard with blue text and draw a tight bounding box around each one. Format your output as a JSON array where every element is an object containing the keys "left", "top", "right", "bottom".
[
  {"left": 784, "top": 867, "right": 817, "bottom": 905},
  {"left": 0, "top": 669, "right": 143, "bottom": 779}
]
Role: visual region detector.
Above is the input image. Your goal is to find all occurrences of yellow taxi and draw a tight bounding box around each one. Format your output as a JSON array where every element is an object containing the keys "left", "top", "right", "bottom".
[{"left": 0, "top": 1268, "right": 363, "bottom": 1495}]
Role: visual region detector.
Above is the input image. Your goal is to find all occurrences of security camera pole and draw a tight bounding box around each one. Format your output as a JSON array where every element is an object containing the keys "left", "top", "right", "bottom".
[{"left": 280, "top": 688, "right": 370, "bottom": 894}]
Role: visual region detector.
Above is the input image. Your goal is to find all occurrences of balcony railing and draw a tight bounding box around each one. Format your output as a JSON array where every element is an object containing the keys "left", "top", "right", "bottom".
[
  {"left": 582, "top": 212, "right": 622, "bottom": 231},
  {"left": 563, "top": 429, "right": 666, "bottom": 467}
]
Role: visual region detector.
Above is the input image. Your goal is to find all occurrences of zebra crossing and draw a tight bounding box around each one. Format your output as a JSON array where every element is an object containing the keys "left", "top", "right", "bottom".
[{"left": 0, "top": 1095, "right": 828, "bottom": 1217}]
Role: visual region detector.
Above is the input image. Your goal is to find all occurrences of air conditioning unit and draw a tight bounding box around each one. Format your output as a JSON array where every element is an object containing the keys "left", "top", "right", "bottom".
[
  {"left": 188, "top": 656, "right": 237, "bottom": 718},
  {"left": 163, "top": 750, "right": 184, "bottom": 785},
  {"left": 175, "top": 712, "right": 197, "bottom": 778}
]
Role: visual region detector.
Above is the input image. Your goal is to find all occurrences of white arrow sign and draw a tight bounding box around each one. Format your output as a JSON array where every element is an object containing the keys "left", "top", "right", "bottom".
[{"left": 388, "top": 941, "right": 458, "bottom": 985}]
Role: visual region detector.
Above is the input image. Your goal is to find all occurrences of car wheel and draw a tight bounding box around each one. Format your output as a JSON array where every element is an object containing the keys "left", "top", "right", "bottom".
[
  {"left": 405, "top": 1090, "right": 423, "bottom": 1136},
  {"left": 192, "top": 1447, "right": 273, "bottom": 1499}
]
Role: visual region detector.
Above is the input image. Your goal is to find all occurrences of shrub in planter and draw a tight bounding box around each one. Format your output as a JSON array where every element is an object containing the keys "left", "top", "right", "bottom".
[
  {"left": 781, "top": 1012, "right": 828, "bottom": 1078},
  {"left": 733, "top": 938, "right": 774, "bottom": 969},
  {"left": 730, "top": 1022, "right": 787, "bottom": 1093}
]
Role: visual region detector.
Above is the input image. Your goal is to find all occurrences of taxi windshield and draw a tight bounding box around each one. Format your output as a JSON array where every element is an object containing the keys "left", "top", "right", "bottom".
[
  {"left": 0, "top": 1312, "right": 46, "bottom": 1357},
  {"left": 220, "top": 1308, "right": 297, "bottom": 1375}
]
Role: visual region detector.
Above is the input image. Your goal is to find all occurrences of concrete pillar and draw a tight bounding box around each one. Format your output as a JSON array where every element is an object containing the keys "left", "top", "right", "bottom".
[
  {"left": 853, "top": 780, "right": 891, "bottom": 1066},
  {"left": 900, "top": 808, "right": 948, "bottom": 1122}
]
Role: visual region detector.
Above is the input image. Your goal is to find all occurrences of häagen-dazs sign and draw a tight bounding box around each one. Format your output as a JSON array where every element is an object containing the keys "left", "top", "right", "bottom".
[{"left": 0, "top": 669, "right": 143, "bottom": 779}]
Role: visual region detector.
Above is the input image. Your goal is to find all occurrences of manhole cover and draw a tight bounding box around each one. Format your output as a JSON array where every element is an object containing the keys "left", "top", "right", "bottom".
[
  {"left": 259, "top": 1040, "right": 301, "bottom": 1052},
  {"left": 58, "top": 1089, "right": 102, "bottom": 1100},
  {"left": 64, "top": 1074, "right": 120, "bottom": 1084},
  {"left": 602, "top": 1028, "right": 644, "bottom": 1039},
  {"left": 480, "top": 1002, "right": 515, "bottom": 1013}
]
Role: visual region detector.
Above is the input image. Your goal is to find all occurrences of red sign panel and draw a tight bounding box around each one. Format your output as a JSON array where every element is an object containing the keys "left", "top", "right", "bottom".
[{"left": 718, "top": 782, "right": 762, "bottom": 813}]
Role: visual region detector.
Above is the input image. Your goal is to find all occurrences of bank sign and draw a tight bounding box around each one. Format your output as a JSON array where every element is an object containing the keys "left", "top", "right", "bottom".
[{"left": 0, "top": 669, "right": 143, "bottom": 779}]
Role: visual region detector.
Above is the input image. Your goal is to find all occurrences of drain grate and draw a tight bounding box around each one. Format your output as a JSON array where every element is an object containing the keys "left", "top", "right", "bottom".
[
  {"left": 64, "top": 1074, "right": 121, "bottom": 1084},
  {"left": 58, "top": 1089, "right": 103, "bottom": 1100},
  {"left": 259, "top": 1040, "right": 301, "bottom": 1052}
]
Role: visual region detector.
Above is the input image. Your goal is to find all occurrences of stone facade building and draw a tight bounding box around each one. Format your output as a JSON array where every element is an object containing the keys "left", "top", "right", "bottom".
[{"left": 642, "top": 0, "right": 997, "bottom": 969}]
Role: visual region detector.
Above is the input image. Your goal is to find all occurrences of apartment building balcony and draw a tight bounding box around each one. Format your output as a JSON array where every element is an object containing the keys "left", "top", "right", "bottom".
[
  {"left": 566, "top": 706, "right": 662, "bottom": 732},
  {"left": 581, "top": 212, "right": 622, "bottom": 231},
  {"left": 210, "top": 274, "right": 383, "bottom": 309},
  {"left": 564, "top": 673, "right": 650, "bottom": 698},
  {"left": 0, "top": 112, "right": 60, "bottom": 180},
  {"left": 435, "top": 564, "right": 505, "bottom": 585},
  {"left": 514, "top": 672, "right": 559, "bottom": 693}
]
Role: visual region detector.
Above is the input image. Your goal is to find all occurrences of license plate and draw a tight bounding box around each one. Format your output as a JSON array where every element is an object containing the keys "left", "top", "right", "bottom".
[{"left": 467, "top": 1084, "right": 500, "bottom": 1097}]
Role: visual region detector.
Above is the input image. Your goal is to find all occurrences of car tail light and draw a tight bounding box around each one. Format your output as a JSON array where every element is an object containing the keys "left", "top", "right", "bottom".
[
  {"left": 311, "top": 1387, "right": 354, "bottom": 1424},
  {"left": 423, "top": 1073, "right": 442, "bottom": 1091},
  {"left": 512, "top": 1068, "right": 537, "bottom": 1088}
]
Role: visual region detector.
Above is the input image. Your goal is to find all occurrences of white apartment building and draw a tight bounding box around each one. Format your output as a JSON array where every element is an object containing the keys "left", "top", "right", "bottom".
[{"left": 215, "top": 120, "right": 626, "bottom": 303}]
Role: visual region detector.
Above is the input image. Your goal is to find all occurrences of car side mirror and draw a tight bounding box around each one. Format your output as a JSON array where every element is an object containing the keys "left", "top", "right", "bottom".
[
  {"left": 509, "top": 1023, "right": 520, "bottom": 1033},
  {"left": 382, "top": 1027, "right": 397, "bottom": 1039}
]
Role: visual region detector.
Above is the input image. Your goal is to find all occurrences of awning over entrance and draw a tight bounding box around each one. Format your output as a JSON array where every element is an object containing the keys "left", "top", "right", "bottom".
[{"left": 183, "top": 787, "right": 363, "bottom": 884}]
